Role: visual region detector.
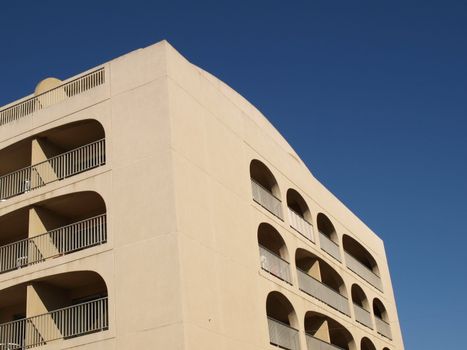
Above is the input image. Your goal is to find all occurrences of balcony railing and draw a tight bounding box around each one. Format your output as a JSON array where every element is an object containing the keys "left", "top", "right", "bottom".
[
  {"left": 319, "top": 232, "right": 341, "bottom": 262},
  {"left": 344, "top": 252, "right": 383, "bottom": 291},
  {"left": 288, "top": 208, "right": 314, "bottom": 242},
  {"left": 0, "top": 68, "right": 105, "bottom": 127},
  {"left": 0, "top": 214, "right": 107, "bottom": 274},
  {"left": 353, "top": 303, "right": 373, "bottom": 329},
  {"left": 259, "top": 245, "right": 292, "bottom": 284},
  {"left": 251, "top": 179, "right": 283, "bottom": 220},
  {"left": 305, "top": 334, "right": 344, "bottom": 350},
  {"left": 0, "top": 297, "right": 108, "bottom": 349},
  {"left": 375, "top": 317, "right": 392, "bottom": 340},
  {"left": 268, "top": 317, "right": 300, "bottom": 350},
  {"left": 0, "top": 139, "right": 105, "bottom": 201},
  {"left": 297, "top": 270, "right": 350, "bottom": 316}
]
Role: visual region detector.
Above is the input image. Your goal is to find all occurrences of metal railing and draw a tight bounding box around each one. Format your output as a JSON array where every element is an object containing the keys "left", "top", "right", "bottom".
[
  {"left": 0, "top": 297, "right": 108, "bottom": 349},
  {"left": 344, "top": 252, "right": 383, "bottom": 291},
  {"left": 0, "top": 139, "right": 105, "bottom": 201},
  {"left": 297, "top": 270, "right": 350, "bottom": 316},
  {"left": 0, "top": 214, "right": 106, "bottom": 274},
  {"left": 375, "top": 317, "right": 392, "bottom": 340},
  {"left": 305, "top": 334, "right": 345, "bottom": 350},
  {"left": 251, "top": 179, "right": 283, "bottom": 220},
  {"left": 288, "top": 208, "right": 314, "bottom": 242},
  {"left": 259, "top": 245, "right": 292, "bottom": 284},
  {"left": 268, "top": 317, "right": 300, "bottom": 350},
  {"left": 319, "top": 232, "right": 341, "bottom": 262},
  {"left": 353, "top": 303, "right": 373, "bottom": 329},
  {"left": 0, "top": 68, "right": 105, "bottom": 127}
]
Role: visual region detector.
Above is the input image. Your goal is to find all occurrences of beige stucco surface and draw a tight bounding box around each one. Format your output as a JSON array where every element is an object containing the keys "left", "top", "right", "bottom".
[{"left": 0, "top": 40, "right": 404, "bottom": 350}]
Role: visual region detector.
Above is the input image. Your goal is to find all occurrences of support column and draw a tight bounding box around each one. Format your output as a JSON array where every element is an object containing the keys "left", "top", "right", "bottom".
[{"left": 30, "top": 138, "right": 62, "bottom": 189}]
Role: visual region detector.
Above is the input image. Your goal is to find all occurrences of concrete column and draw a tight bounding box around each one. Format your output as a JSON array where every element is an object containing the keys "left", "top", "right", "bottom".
[
  {"left": 313, "top": 319, "right": 330, "bottom": 343},
  {"left": 308, "top": 259, "right": 322, "bottom": 281},
  {"left": 30, "top": 138, "right": 62, "bottom": 189}
]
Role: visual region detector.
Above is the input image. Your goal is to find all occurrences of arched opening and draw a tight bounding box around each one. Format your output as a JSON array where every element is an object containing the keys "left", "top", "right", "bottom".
[
  {"left": 317, "top": 213, "right": 341, "bottom": 261},
  {"left": 0, "top": 119, "right": 106, "bottom": 201},
  {"left": 304, "top": 311, "right": 354, "bottom": 350},
  {"left": 343, "top": 235, "right": 382, "bottom": 291},
  {"left": 286, "top": 189, "right": 313, "bottom": 241},
  {"left": 351, "top": 284, "right": 373, "bottom": 329},
  {"left": 266, "top": 291, "right": 299, "bottom": 350},
  {"left": 258, "top": 223, "right": 291, "bottom": 284},
  {"left": 360, "top": 337, "right": 376, "bottom": 350},
  {"left": 250, "top": 159, "right": 283, "bottom": 219},
  {"left": 0, "top": 191, "right": 107, "bottom": 274},
  {"left": 296, "top": 248, "right": 349, "bottom": 315},
  {"left": 373, "top": 298, "right": 392, "bottom": 339},
  {"left": 0, "top": 271, "right": 109, "bottom": 348}
]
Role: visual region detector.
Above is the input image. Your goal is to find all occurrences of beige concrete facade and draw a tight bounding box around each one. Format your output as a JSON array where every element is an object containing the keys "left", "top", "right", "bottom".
[{"left": 0, "top": 41, "right": 403, "bottom": 350}]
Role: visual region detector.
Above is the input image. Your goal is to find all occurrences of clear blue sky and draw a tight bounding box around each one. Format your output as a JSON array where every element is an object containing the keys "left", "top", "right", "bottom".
[{"left": 1, "top": 1, "right": 466, "bottom": 348}]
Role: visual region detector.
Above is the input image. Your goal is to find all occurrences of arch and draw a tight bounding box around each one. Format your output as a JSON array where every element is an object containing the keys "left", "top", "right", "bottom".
[
  {"left": 317, "top": 213, "right": 338, "bottom": 242},
  {"left": 304, "top": 311, "right": 355, "bottom": 350},
  {"left": 250, "top": 159, "right": 280, "bottom": 197},
  {"left": 351, "top": 284, "right": 369, "bottom": 310},
  {"left": 286, "top": 189, "right": 311, "bottom": 221},
  {"left": 258, "top": 223, "right": 291, "bottom": 284},
  {"left": 0, "top": 191, "right": 107, "bottom": 274},
  {"left": 0, "top": 270, "right": 109, "bottom": 346},
  {"left": 266, "top": 291, "right": 300, "bottom": 350},
  {"left": 373, "top": 298, "right": 388, "bottom": 322},
  {"left": 360, "top": 337, "right": 376, "bottom": 350},
  {"left": 342, "top": 235, "right": 378, "bottom": 274}
]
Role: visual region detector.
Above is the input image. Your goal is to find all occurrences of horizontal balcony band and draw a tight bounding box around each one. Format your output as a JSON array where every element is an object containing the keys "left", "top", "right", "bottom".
[
  {"left": 353, "top": 303, "right": 373, "bottom": 329},
  {"left": 375, "top": 317, "right": 392, "bottom": 340},
  {"left": 251, "top": 179, "right": 283, "bottom": 220},
  {"left": 305, "top": 334, "right": 345, "bottom": 350},
  {"left": 268, "top": 317, "right": 300, "bottom": 350},
  {"left": 319, "top": 232, "right": 341, "bottom": 262},
  {"left": 259, "top": 245, "right": 292, "bottom": 284},
  {"left": 288, "top": 208, "right": 314, "bottom": 242},
  {"left": 344, "top": 252, "right": 383, "bottom": 292}
]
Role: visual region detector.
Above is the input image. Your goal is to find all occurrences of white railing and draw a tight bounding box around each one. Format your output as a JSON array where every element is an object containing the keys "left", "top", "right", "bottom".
[
  {"left": 0, "top": 139, "right": 105, "bottom": 201},
  {"left": 375, "top": 317, "right": 392, "bottom": 340},
  {"left": 319, "top": 232, "right": 341, "bottom": 262},
  {"left": 0, "top": 214, "right": 106, "bottom": 274},
  {"left": 297, "top": 270, "right": 350, "bottom": 316},
  {"left": 268, "top": 317, "right": 300, "bottom": 350},
  {"left": 0, "top": 68, "right": 105, "bottom": 127},
  {"left": 259, "top": 246, "right": 292, "bottom": 284},
  {"left": 306, "top": 334, "right": 344, "bottom": 350},
  {"left": 251, "top": 179, "right": 283, "bottom": 220},
  {"left": 0, "top": 297, "right": 108, "bottom": 349},
  {"left": 344, "top": 252, "right": 383, "bottom": 291},
  {"left": 353, "top": 303, "right": 373, "bottom": 329},
  {"left": 288, "top": 208, "right": 314, "bottom": 242}
]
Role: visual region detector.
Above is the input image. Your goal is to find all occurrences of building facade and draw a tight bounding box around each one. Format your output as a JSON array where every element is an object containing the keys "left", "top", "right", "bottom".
[{"left": 0, "top": 41, "right": 404, "bottom": 350}]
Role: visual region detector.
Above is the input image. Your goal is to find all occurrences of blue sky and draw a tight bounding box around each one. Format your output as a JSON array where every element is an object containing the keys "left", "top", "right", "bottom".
[{"left": 1, "top": 1, "right": 466, "bottom": 348}]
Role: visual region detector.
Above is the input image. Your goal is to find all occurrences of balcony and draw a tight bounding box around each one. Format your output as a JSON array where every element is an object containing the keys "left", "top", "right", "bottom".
[
  {"left": 344, "top": 253, "right": 383, "bottom": 291},
  {"left": 375, "top": 317, "right": 392, "bottom": 340},
  {"left": 288, "top": 208, "right": 314, "bottom": 242},
  {"left": 0, "top": 297, "right": 108, "bottom": 349},
  {"left": 251, "top": 179, "right": 283, "bottom": 220},
  {"left": 297, "top": 270, "right": 350, "bottom": 316},
  {"left": 353, "top": 303, "right": 373, "bottom": 329},
  {"left": 0, "top": 139, "right": 105, "bottom": 201},
  {"left": 0, "top": 68, "right": 105, "bottom": 127},
  {"left": 0, "top": 214, "right": 106, "bottom": 274},
  {"left": 306, "top": 334, "right": 345, "bottom": 350},
  {"left": 268, "top": 317, "right": 300, "bottom": 350},
  {"left": 259, "top": 245, "right": 292, "bottom": 284},
  {"left": 319, "top": 232, "right": 341, "bottom": 262}
]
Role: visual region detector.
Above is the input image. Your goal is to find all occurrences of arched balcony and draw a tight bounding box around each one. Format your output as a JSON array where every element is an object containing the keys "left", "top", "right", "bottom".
[
  {"left": 296, "top": 249, "right": 349, "bottom": 316},
  {"left": 351, "top": 284, "right": 373, "bottom": 329},
  {"left": 360, "top": 337, "right": 376, "bottom": 350},
  {"left": 317, "top": 214, "right": 341, "bottom": 262},
  {"left": 0, "top": 191, "right": 107, "bottom": 275},
  {"left": 258, "top": 224, "right": 291, "bottom": 284},
  {"left": 342, "top": 235, "right": 382, "bottom": 291},
  {"left": 373, "top": 298, "right": 392, "bottom": 340},
  {"left": 266, "top": 291, "right": 300, "bottom": 350},
  {"left": 0, "top": 119, "right": 105, "bottom": 202},
  {"left": 250, "top": 160, "right": 283, "bottom": 220},
  {"left": 304, "top": 311, "right": 354, "bottom": 350},
  {"left": 0, "top": 271, "right": 108, "bottom": 349},
  {"left": 287, "top": 189, "right": 314, "bottom": 242}
]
